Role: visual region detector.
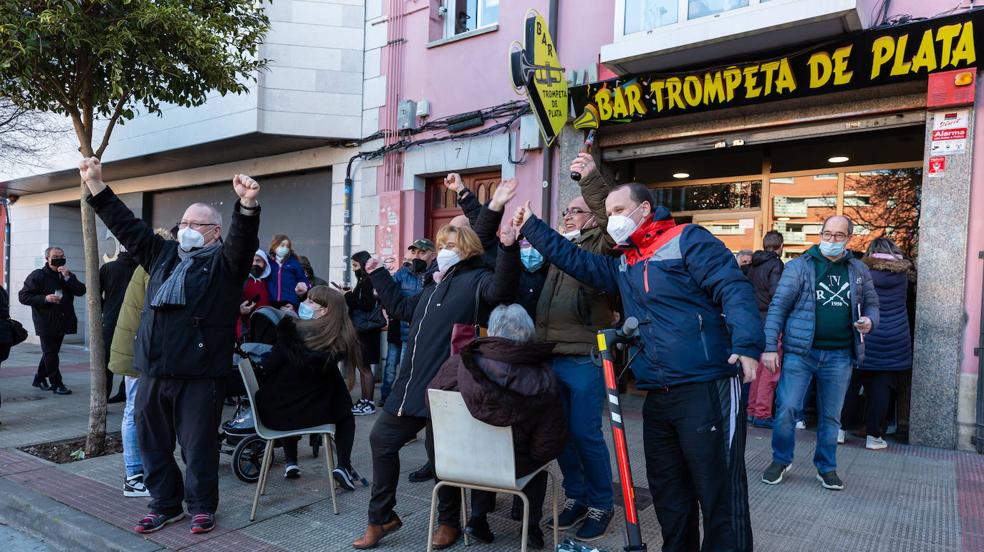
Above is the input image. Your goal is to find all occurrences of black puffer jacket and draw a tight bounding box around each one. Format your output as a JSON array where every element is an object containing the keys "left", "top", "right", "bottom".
[
  {"left": 88, "top": 187, "right": 259, "bottom": 379},
  {"left": 746, "top": 250, "right": 784, "bottom": 318},
  {"left": 99, "top": 252, "right": 139, "bottom": 337},
  {"left": 369, "top": 246, "right": 520, "bottom": 418},
  {"left": 19, "top": 266, "right": 86, "bottom": 336},
  {"left": 429, "top": 337, "right": 567, "bottom": 475},
  {"left": 255, "top": 319, "right": 354, "bottom": 430}
]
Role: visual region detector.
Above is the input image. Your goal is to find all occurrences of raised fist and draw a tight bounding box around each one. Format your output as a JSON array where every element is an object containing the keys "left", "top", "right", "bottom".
[
  {"left": 443, "top": 173, "right": 465, "bottom": 194},
  {"left": 500, "top": 223, "right": 518, "bottom": 247},
  {"left": 233, "top": 174, "right": 260, "bottom": 207},
  {"left": 513, "top": 201, "right": 534, "bottom": 228},
  {"left": 570, "top": 153, "right": 597, "bottom": 180},
  {"left": 78, "top": 157, "right": 107, "bottom": 195}
]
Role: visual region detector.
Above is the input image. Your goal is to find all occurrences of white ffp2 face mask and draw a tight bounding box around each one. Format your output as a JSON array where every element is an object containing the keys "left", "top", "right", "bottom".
[
  {"left": 177, "top": 227, "right": 205, "bottom": 252},
  {"left": 606, "top": 204, "right": 644, "bottom": 245},
  {"left": 436, "top": 249, "right": 461, "bottom": 272}
]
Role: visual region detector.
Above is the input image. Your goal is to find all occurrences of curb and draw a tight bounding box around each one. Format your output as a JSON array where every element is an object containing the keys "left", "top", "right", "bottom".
[{"left": 0, "top": 477, "right": 164, "bottom": 552}]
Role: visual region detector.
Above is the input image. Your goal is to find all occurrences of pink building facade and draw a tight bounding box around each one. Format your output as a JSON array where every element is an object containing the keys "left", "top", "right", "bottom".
[{"left": 367, "top": 0, "right": 984, "bottom": 451}]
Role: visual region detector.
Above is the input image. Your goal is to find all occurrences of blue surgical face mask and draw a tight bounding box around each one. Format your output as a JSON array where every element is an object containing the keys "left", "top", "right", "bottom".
[
  {"left": 520, "top": 247, "right": 544, "bottom": 272},
  {"left": 298, "top": 301, "right": 318, "bottom": 320},
  {"left": 819, "top": 240, "right": 847, "bottom": 258}
]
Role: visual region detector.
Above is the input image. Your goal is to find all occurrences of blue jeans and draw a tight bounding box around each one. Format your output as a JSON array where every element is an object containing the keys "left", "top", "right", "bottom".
[
  {"left": 553, "top": 355, "right": 613, "bottom": 510},
  {"left": 772, "top": 348, "right": 853, "bottom": 473},
  {"left": 122, "top": 376, "right": 143, "bottom": 477},
  {"left": 381, "top": 342, "right": 404, "bottom": 403}
]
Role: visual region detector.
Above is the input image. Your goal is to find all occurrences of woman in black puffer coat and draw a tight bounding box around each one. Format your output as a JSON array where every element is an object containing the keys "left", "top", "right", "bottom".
[
  {"left": 255, "top": 285, "right": 364, "bottom": 486},
  {"left": 352, "top": 223, "right": 520, "bottom": 550},
  {"left": 842, "top": 238, "right": 914, "bottom": 450},
  {"left": 347, "top": 251, "right": 383, "bottom": 415}
]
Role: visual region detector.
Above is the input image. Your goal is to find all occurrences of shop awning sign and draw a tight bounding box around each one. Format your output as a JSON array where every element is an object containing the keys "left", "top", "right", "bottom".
[
  {"left": 510, "top": 9, "right": 567, "bottom": 146},
  {"left": 570, "top": 11, "right": 983, "bottom": 128}
]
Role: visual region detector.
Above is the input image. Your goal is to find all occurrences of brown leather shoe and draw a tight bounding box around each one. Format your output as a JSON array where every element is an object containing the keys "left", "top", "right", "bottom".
[
  {"left": 352, "top": 515, "right": 403, "bottom": 549},
  {"left": 431, "top": 524, "right": 460, "bottom": 550}
]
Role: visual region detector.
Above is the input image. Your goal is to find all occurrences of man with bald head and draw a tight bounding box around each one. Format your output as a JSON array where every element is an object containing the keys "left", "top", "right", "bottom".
[
  {"left": 761, "top": 214, "right": 878, "bottom": 492},
  {"left": 80, "top": 157, "right": 261, "bottom": 536}
]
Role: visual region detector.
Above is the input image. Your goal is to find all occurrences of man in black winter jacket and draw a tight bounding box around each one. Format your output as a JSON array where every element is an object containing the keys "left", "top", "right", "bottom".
[
  {"left": 80, "top": 157, "right": 260, "bottom": 536},
  {"left": 19, "top": 247, "right": 86, "bottom": 395},
  {"left": 100, "top": 249, "right": 139, "bottom": 401}
]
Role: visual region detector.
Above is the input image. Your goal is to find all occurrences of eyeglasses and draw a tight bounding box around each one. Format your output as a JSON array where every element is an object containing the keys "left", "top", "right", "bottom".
[
  {"left": 562, "top": 208, "right": 588, "bottom": 217},
  {"left": 176, "top": 222, "right": 218, "bottom": 231},
  {"left": 820, "top": 231, "right": 849, "bottom": 242}
]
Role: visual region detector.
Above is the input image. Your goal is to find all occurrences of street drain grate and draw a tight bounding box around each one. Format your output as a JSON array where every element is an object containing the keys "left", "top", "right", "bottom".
[{"left": 3, "top": 395, "right": 46, "bottom": 403}]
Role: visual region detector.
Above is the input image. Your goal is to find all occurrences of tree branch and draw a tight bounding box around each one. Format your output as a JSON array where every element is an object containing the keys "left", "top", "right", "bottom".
[{"left": 94, "top": 91, "right": 129, "bottom": 158}]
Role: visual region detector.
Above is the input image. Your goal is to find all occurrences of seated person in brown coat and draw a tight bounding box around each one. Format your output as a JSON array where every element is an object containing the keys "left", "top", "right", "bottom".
[
  {"left": 255, "top": 286, "right": 366, "bottom": 490},
  {"left": 430, "top": 304, "right": 567, "bottom": 549}
]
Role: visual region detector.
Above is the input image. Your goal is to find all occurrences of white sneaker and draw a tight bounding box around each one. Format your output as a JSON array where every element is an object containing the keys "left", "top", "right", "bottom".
[
  {"left": 123, "top": 474, "right": 151, "bottom": 498},
  {"left": 795, "top": 420, "right": 807, "bottom": 430},
  {"left": 837, "top": 429, "right": 846, "bottom": 444},
  {"left": 866, "top": 435, "right": 888, "bottom": 450},
  {"left": 284, "top": 463, "right": 300, "bottom": 479}
]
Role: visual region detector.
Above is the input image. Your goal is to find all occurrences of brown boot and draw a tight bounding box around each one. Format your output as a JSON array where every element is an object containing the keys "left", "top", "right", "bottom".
[
  {"left": 353, "top": 515, "right": 403, "bottom": 549},
  {"left": 431, "top": 524, "right": 460, "bottom": 550}
]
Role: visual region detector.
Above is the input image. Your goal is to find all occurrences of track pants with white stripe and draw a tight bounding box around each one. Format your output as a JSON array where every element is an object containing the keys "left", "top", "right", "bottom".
[{"left": 643, "top": 376, "right": 752, "bottom": 552}]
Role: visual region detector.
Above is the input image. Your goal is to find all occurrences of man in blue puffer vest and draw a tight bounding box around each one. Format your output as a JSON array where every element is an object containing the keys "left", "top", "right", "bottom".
[
  {"left": 760, "top": 215, "right": 878, "bottom": 492},
  {"left": 515, "top": 182, "right": 763, "bottom": 552}
]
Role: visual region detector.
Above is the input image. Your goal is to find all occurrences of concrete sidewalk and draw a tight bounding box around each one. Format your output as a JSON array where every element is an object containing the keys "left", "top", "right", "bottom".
[{"left": 0, "top": 343, "right": 981, "bottom": 551}]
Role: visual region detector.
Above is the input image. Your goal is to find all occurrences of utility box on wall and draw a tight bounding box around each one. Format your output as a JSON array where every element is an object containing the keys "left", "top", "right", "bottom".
[
  {"left": 519, "top": 114, "right": 543, "bottom": 150},
  {"left": 397, "top": 100, "right": 417, "bottom": 130}
]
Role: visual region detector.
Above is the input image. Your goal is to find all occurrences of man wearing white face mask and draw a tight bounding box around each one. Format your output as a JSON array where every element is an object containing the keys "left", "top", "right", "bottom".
[
  {"left": 515, "top": 179, "right": 763, "bottom": 551},
  {"left": 80, "top": 157, "right": 260, "bottom": 536},
  {"left": 761, "top": 215, "right": 878, "bottom": 492}
]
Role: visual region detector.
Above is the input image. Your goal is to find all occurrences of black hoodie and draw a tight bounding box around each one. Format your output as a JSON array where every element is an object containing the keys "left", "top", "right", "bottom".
[{"left": 746, "top": 250, "right": 784, "bottom": 317}]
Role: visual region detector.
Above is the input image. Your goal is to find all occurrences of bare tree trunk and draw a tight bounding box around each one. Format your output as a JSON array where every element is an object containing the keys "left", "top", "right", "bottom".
[{"left": 80, "top": 172, "right": 107, "bottom": 457}]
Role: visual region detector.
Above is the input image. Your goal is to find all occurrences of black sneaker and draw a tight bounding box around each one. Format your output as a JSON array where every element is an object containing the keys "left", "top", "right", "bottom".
[
  {"left": 465, "top": 517, "right": 494, "bottom": 543},
  {"left": 134, "top": 511, "right": 184, "bottom": 534},
  {"left": 333, "top": 466, "right": 367, "bottom": 491},
  {"left": 761, "top": 462, "right": 790, "bottom": 485},
  {"left": 576, "top": 507, "right": 613, "bottom": 541},
  {"left": 527, "top": 526, "right": 545, "bottom": 550},
  {"left": 123, "top": 474, "right": 150, "bottom": 498},
  {"left": 190, "top": 512, "right": 215, "bottom": 534},
  {"left": 32, "top": 378, "right": 51, "bottom": 391},
  {"left": 284, "top": 463, "right": 300, "bottom": 479},
  {"left": 817, "top": 471, "right": 845, "bottom": 491},
  {"left": 52, "top": 385, "right": 72, "bottom": 395},
  {"left": 408, "top": 461, "right": 434, "bottom": 483},
  {"left": 552, "top": 499, "right": 588, "bottom": 530}
]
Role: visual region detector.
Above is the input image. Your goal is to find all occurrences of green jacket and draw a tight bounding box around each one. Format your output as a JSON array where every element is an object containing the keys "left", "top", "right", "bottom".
[
  {"left": 108, "top": 266, "right": 148, "bottom": 377},
  {"left": 534, "top": 171, "right": 620, "bottom": 355}
]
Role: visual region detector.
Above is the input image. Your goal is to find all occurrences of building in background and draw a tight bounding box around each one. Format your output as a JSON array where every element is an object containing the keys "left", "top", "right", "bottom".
[{"left": 1, "top": 0, "right": 982, "bottom": 453}]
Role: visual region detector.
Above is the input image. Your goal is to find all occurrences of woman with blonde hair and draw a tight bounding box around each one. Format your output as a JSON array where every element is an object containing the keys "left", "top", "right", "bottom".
[
  {"left": 353, "top": 222, "right": 521, "bottom": 550},
  {"left": 254, "top": 285, "right": 365, "bottom": 489}
]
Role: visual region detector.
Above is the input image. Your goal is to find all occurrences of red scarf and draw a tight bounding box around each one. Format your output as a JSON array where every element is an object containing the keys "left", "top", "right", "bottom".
[{"left": 621, "top": 216, "right": 684, "bottom": 266}]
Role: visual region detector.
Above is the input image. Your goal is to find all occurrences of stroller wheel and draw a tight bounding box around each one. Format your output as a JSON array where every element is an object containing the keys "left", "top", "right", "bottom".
[
  {"left": 310, "top": 434, "right": 320, "bottom": 458},
  {"left": 232, "top": 434, "right": 267, "bottom": 483}
]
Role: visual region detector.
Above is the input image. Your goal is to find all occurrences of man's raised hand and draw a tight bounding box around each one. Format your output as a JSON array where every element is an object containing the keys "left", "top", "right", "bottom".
[
  {"left": 78, "top": 157, "right": 107, "bottom": 196},
  {"left": 489, "top": 178, "right": 519, "bottom": 212},
  {"left": 443, "top": 173, "right": 465, "bottom": 194},
  {"left": 233, "top": 175, "right": 260, "bottom": 208},
  {"left": 513, "top": 201, "right": 534, "bottom": 229},
  {"left": 500, "top": 223, "right": 518, "bottom": 247},
  {"left": 570, "top": 153, "right": 597, "bottom": 180}
]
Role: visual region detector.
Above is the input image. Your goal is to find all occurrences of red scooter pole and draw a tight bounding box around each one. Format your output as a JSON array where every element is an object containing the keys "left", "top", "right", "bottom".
[{"left": 596, "top": 318, "right": 646, "bottom": 551}]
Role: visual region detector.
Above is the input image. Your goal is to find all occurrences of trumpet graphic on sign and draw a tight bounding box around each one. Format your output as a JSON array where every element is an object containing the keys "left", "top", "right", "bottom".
[{"left": 510, "top": 9, "right": 567, "bottom": 147}]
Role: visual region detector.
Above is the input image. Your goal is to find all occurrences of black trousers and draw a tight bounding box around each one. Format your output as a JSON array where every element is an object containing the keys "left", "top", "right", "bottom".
[
  {"left": 643, "top": 377, "right": 752, "bottom": 552},
  {"left": 135, "top": 376, "right": 226, "bottom": 516},
  {"left": 841, "top": 369, "right": 896, "bottom": 438},
  {"left": 36, "top": 335, "right": 64, "bottom": 387},
  {"left": 281, "top": 413, "right": 356, "bottom": 468},
  {"left": 367, "top": 410, "right": 460, "bottom": 526},
  {"left": 471, "top": 471, "right": 548, "bottom": 527}
]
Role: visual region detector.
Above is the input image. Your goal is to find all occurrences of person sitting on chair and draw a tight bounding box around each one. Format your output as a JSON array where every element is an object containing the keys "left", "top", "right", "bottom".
[
  {"left": 429, "top": 303, "right": 567, "bottom": 549},
  {"left": 254, "top": 285, "right": 366, "bottom": 489}
]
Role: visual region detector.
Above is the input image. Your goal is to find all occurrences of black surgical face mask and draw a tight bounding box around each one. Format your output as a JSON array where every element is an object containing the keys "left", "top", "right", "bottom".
[
  {"left": 50, "top": 258, "right": 66, "bottom": 267},
  {"left": 250, "top": 265, "right": 264, "bottom": 278},
  {"left": 412, "top": 259, "right": 428, "bottom": 273}
]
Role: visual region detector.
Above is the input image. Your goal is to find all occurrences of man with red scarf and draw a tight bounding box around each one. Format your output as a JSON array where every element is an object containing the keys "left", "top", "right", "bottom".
[{"left": 515, "top": 182, "right": 763, "bottom": 552}]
